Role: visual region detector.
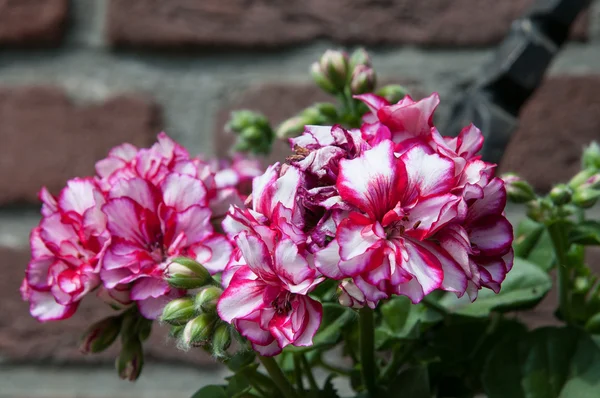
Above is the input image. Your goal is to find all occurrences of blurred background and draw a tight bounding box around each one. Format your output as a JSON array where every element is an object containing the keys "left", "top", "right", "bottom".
[{"left": 0, "top": 1, "right": 599, "bottom": 397}]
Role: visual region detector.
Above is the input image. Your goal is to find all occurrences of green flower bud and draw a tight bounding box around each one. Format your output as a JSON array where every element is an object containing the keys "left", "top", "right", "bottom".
[
  {"left": 165, "top": 257, "right": 212, "bottom": 290},
  {"left": 240, "top": 126, "right": 265, "bottom": 145},
  {"left": 572, "top": 188, "right": 600, "bottom": 209},
  {"left": 526, "top": 199, "right": 545, "bottom": 222},
  {"left": 195, "top": 286, "right": 223, "bottom": 313},
  {"left": 136, "top": 317, "right": 153, "bottom": 342},
  {"left": 227, "top": 110, "right": 268, "bottom": 133},
  {"left": 349, "top": 48, "right": 372, "bottom": 71},
  {"left": 311, "top": 62, "right": 337, "bottom": 94},
  {"left": 161, "top": 297, "right": 196, "bottom": 326},
  {"left": 574, "top": 276, "right": 591, "bottom": 294},
  {"left": 80, "top": 315, "right": 122, "bottom": 354},
  {"left": 116, "top": 338, "right": 144, "bottom": 382},
  {"left": 169, "top": 325, "right": 185, "bottom": 339},
  {"left": 212, "top": 323, "right": 232, "bottom": 359},
  {"left": 313, "top": 102, "right": 338, "bottom": 120},
  {"left": 350, "top": 65, "right": 376, "bottom": 95},
  {"left": 182, "top": 313, "right": 215, "bottom": 348},
  {"left": 585, "top": 312, "right": 600, "bottom": 334},
  {"left": 276, "top": 116, "right": 306, "bottom": 140},
  {"left": 569, "top": 169, "right": 597, "bottom": 189},
  {"left": 502, "top": 173, "right": 537, "bottom": 204},
  {"left": 319, "top": 50, "right": 349, "bottom": 92},
  {"left": 376, "top": 84, "right": 409, "bottom": 104},
  {"left": 582, "top": 142, "right": 600, "bottom": 169},
  {"left": 549, "top": 184, "right": 572, "bottom": 206}
]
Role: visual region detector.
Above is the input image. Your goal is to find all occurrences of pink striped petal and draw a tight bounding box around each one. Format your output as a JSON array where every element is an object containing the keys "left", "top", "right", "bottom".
[
  {"left": 337, "top": 140, "right": 407, "bottom": 220},
  {"left": 161, "top": 173, "right": 208, "bottom": 211},
  {"left": 401, "top": 144, "right": 456, "bottom": 199}
]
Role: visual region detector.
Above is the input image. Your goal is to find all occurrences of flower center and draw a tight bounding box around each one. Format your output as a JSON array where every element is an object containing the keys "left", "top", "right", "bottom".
[
  {"left": 271, "top": 291, "right": 293, "bottom": 315},
  {"left": 147, "top": 233, "right": 167, "bottom": 262},
  {"left": 386, "top": 215, "right": 421, "bottom": 240}
]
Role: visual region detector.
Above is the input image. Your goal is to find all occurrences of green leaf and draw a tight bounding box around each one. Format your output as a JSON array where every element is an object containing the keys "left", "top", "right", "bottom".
[
  {"left": 482, "top": 327, "right": 600, "bottom": 398},
  {"left": 438, "top": 257, "right": 552, "bottom": 317},
  {"left": 514, "top": 218, "right": 545, "bottom": 257},
  {"left": 191, "top": 385, "right": 228, "bottom": 398},
  {"left": 224, "top": 350, "right": 256, "bottom": 372},
  {"left": 375, "top": 296, "right": 442, "bottom": 348},
  {"left": 570, "top": 221, "right": 600, "bottom": 246},
  {"left": 388, "top": 366, "right": 430, "bottom": 398},
  {"left": 513, "top": 218, "right": 555, "bottom": 271}
]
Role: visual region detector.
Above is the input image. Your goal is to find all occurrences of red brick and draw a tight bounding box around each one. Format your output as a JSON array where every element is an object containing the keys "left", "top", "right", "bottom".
[
  {"left": 107, "top": 0, "right": 588, "bottom": 49},
  {"left": 0, "top": 247, "right": 212, "bottom": 365},
  {"left": 0, "top": 0, "right": 68, "bottom": 46},
  {"left": 499, "top": 76, "right": 600, "bottom": 192},
  {"left": 0, "top": 86, "right": 161, "bottom": 205}
]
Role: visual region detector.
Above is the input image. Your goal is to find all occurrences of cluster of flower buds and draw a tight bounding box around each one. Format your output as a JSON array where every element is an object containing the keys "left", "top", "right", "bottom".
[
  {"left": 311, "top": 48, "right": 376, "bottom": 96},
  {"left": 276, "top": 103, "right": 339, "bottom": 139},
  {"left": 161, "top": 283, "right": 232, "bottom": 358},
  {"left": 569, "top": 144, "right": 600, "bottom": 208},
  {"left": 79, "top": 309, "right": 151, "bottom": 381},
  {"left": 227, "top": 110, "right": 274, "bottom": 154}
]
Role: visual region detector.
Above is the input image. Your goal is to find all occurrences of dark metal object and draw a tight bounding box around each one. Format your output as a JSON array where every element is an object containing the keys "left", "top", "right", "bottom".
[{"left": 444, "top": 0, "right": 591, "bottom": 164}]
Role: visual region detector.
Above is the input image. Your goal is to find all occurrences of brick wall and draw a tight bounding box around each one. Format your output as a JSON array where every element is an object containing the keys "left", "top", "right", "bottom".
[{"left": 1, "top": 0, "right": 599, "bottom": 367}]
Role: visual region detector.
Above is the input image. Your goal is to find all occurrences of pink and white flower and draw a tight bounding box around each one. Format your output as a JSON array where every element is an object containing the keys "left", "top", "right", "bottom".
[
  {"left": 316, "top": 140, "right": 469, "bottom": 304},
  {"left": 21, "top": 179, "right": 109, "bottom": 321},
  {"left": 217, "top": 229, "right": 323, "bottom": 356},
  {"left": 100, "top": 172, "right": 232, "bottom": 319}
]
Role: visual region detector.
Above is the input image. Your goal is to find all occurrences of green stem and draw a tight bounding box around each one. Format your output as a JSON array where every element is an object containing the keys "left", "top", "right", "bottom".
[
  {"left": 359, "top": 307, "right": 378, "bottom": 397},
  {"left": 293, "top": 354, "right": 306, "bottom": 394},
  {"left": 547, "top": 221, "right": 572, "bottom": 324},
  {"left": 300, "top": 354, "right": 319, "bottom": 391},
  {"left": 258, "top": 356, "right": 299, "bottom": 398}
]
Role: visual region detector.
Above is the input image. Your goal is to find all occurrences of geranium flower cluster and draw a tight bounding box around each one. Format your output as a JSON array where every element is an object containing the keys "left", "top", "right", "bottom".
[
  {"left": 217, "top": 92, "right": 514, "bottom": 355},
  {"left": 21, "top": 133, "right": 262, "bottom": 321}
]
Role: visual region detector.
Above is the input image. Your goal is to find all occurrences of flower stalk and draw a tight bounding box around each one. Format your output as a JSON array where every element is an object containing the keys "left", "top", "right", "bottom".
[
  {"left": 359, "top": 307, "right": 378, "bottom": 397},
  {"left": 547, "top": 221, "right": 572, "bottom": 324},
  {"left": 258, "top": 356, "right": 299, "bottom": 398}
]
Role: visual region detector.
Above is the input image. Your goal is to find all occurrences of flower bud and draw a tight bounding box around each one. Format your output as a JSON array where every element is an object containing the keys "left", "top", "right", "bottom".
[
  {"left": 161, "top": 296, "right": 196, "bottom": 326},
  {"left": 568, "top": 169, "right": 597, "bottom": 189},
  {"left": 582, "top": 142, "right": 600, "bottom": 170},
  {"left": 116, "top": 338, "right": 144, "bottom": 382},
  {"left": 80, "top": 315, "right": 121, "bottom": 354},
  {"left": 586, "top": 312, "right": 600, "bottom": 334},
  {"left": 241, "top": 126, "right": 264, "bottom": 144},
  {"left": 349, "top": 48, "right": 372, "bottom": 71},
  {"left": 169, "top": 325, "right": 185, "bottom": 339},
  {"left": 314, "top": 102, "right": 338, "bottom": 120},
  {"left": 311, "top": 62, "right": 337, "bottom": 94},
  {"left": 549, "top": 184, "right": 572, "bottom": 206},
  {"left": 319, "top": 50, "right": 349, "bottom": 92},
  {"left": 227, "top": 110, "right": 269, "bottom": 133},
  {"left": 572, "top": 188, "right": 600, "bottom": 209},
  {"left": 376, "top": 84, "right": 408, "bottom": 104},
  {"left": 182, "top": 313, "right": 215, "bottom": 348},
  {"left": 574, "top": 276, "right": 591, "bottom": 294},
  {"left": 276, "top": 116, "right": 306, "bottom": 140},
  {"left": 502, "top": 173, "right": 536, "bottom": 204},
  {"left": 350, "top": 65, "right": 376, "bottom": 95},
  {"left": 194, "top": 286, "right": 223, "bottom": 313},
  {"left": 165, "top": 257, "right": 212, "bottom": 290},
  {"left": 212, "top": 323, "right": 232, "bottom": 359}
]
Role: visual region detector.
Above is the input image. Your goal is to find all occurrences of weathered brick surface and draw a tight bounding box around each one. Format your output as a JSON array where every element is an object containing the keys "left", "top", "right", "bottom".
[
  {"left": 0, "top": 0, "right": 68, "bottom": 46},
  {"left": 0, "top": 247, "right": 212, "bottom": 365},
  {"left": 0, "top": 86, "right": 161, "bottom": 205},
  {"left": 500, "top": 76, "right": 600, "bottom": 192},
  {"left": 107, "top": 0, "right": 588, "bottom": 49}
]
